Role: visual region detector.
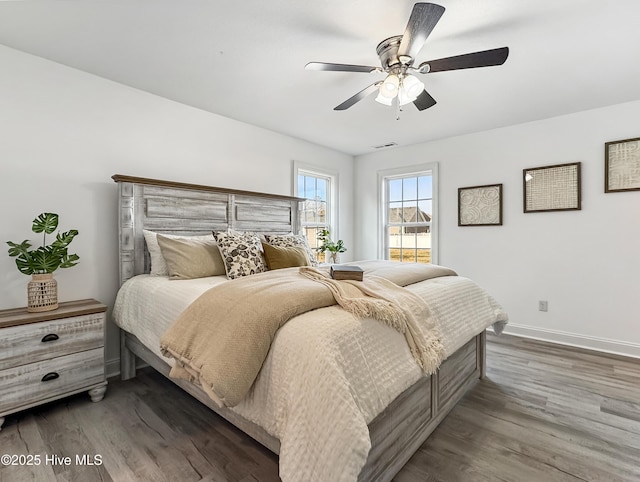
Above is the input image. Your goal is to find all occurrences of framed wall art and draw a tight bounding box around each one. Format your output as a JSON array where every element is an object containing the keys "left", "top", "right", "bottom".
[
  {"left": 605, "top": 137, "right": 640, "bottom": 192},
  {"left": 458, "top": 183, "right": 503, "bottom": 226},
  {"left": 523, "top": 162, "right": 581, "bottom": 213}
]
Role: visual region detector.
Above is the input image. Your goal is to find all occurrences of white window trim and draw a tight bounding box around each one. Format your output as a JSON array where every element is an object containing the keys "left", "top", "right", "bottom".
[
  {"left": 293, "top": 161, "right": 340, "bottom": 239},
  {"left": 377, "top": 162, "right": 439, "bottom": 264}
]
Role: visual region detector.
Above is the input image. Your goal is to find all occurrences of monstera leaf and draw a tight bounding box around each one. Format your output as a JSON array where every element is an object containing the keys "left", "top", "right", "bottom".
[
  {"left": 29, "top": 247, "right": 62, "bottom": 273},
  {"left": 52, "top": 229, "right": 78, "bottom": 249},
  {"left": 6, "top": 213, "right": 80, "bottom": 275},
  {"left": 32, "top": 212, "right": 59, "bottom": 235},
  {"left": 59, "top": 253, "right": 80, "bottom": 269}
]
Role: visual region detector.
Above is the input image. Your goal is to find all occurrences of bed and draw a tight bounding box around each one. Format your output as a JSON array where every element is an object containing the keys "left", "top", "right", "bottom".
[{"left": 111, "top": 174, "right": 507, "bottom": 482}]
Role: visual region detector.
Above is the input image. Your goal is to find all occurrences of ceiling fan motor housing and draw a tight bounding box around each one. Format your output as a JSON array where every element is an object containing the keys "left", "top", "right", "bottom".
[{"left": 376, "top": 35, "right": 406, "bottom": 71}]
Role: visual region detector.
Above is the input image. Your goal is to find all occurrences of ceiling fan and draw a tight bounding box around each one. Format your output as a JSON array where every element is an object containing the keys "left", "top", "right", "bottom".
[{"left": 305, "top": 3, "right": 509, "bottom": 112}]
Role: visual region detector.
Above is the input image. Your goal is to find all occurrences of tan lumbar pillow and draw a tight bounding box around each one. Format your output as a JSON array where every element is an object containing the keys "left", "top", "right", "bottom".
[{"left": 262, "top": 243, "right": 309, "bottom": 270}]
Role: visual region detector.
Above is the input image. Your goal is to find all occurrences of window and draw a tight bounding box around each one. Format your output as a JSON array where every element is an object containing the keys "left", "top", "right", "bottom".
[
  {"left": 380, "top": 164, "right": 438, "bottom": 264},
  {"left": 294, "top": 163, "right": 338, "bottom": 258}
]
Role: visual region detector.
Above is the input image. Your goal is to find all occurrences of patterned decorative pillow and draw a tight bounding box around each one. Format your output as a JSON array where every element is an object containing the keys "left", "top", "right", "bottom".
[
  {"left": 263, "top": 233, "right": 319, "bottom": 267},
  {"left": 213, "top": 231, "right": 267, "bottom": 279}
]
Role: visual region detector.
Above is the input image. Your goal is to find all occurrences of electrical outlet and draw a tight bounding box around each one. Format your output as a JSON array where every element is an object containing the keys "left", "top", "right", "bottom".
[{"left": 538, "top": 300, "right": 548, "bottom": 312}]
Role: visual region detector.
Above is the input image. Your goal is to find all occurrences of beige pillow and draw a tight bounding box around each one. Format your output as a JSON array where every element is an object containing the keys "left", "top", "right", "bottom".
[
  {"left": 156, "top": 234, "right": 226, "bottom": 279},
  {"left": 262, "top": 243, "right": 309, "bottom": 270},
  {"left": 143, "top": 230, "right": 214, "bottom": 276},
  {"left": 263, "top": 233, "right": 318, "bottom": 267}
]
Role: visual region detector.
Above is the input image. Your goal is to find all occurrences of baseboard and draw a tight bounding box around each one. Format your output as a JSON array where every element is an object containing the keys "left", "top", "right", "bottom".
[{"left": 497, "top": 323, "right": 640, "bottom": 359}]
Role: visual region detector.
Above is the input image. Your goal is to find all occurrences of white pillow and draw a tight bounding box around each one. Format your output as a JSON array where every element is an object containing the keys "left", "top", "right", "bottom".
[{"left": 143, "top": 230, "right": 214, "bottom": 276}]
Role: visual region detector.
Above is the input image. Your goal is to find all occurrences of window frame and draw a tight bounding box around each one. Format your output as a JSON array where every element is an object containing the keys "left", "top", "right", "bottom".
[
  {"left": 293, "top": 161, "right": 339, "bottom": 248},
  {"left": 378, "top": 162, "right": 439, "bottom": 264}
]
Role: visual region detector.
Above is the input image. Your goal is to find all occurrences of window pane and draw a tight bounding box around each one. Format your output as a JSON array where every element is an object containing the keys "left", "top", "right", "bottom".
[
  {"left": 388, "top": 179, "right": 402, "bottom": 202},
  {"left": 317, "top": 200, "right": 326, "bottom": 223},
  {"left": 418, "top": 200, "right": 432, "bottom": 218},
  {"left": 402, "top": 249, "right": 417, "bottom": 263},
  {"left": 418, "top": 175, "right": 432, "bottom": 199},
  {"left": 417, "top": 229, "right": 430, "bottom": 250},
  {"left": 402, "top": 177, "right": 417, "bottom": 200},
  {"left": 402, "top": 201, "right": 418, "bottom": 224},
  {"left": 301, "top": 200, "right": 311, "bottom": 222},
  {"left": 403, "top": 231, "right": 417, "bottom": 249},
  {"left": 302, "top": 176, "right": 312, "bottom": 199},
  {"left": 416, "top": 249, "right": 431, "bottom": 264},
  {"left": 303, "top": 227, "right": 316, "bottom": 247},
  {"left": 316, "top": 178, "right": 327, "bottom": 201},
  {"left": 388, "top": 201, "right": 402, "bottom": 223}
]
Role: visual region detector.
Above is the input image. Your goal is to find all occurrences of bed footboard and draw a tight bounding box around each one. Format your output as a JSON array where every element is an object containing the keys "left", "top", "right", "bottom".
[{"left": 360, "top": 332, "right": 484, "bottom": 482}]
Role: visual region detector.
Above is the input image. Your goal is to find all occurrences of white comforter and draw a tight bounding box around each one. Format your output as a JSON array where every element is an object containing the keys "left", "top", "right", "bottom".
[{"left": 113, "top": 271, "right": 507, "bottom": 481}]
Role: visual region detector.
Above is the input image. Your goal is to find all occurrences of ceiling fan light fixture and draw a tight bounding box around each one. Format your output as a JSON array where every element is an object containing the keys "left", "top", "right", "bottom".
[
  {"left": 397, "top": 75, "right": 424, "bottom": 106},
  {"left": 379, "top": 74, "right": 400, "bottom": 98},
  {"left": 403, "top": 75, "right": 424, "bottom": 99},
  {"left": 375, "top": 91, "right": 394, "bottom": 106},
  {"left": 397, "top": 89, "right": 413, "bottom": 106}
]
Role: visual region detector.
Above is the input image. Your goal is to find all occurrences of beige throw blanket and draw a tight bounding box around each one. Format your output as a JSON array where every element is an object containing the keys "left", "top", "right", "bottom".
[
  {"left": 299, "top": 267, "right": 444, "bottom": 373},
  {"left": 160, "top": 260, "right": 456, "bottom": 407}
]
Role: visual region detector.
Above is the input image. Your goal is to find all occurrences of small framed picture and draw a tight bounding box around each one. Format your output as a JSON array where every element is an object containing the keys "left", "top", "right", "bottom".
[
  {"left": 458, "top": 183, "right": 503, "bottom": 226},
  {"left": 605, "top": 137, "right": 640, "bottom": 192},
  {"left": 523, "top": 162, "right": 581, "bottom": 213}
]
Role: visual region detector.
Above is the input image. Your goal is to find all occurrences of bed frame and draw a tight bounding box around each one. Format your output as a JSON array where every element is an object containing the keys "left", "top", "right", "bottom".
[{"left": 113, "top": 174, "right": 486, "bottom": 482}]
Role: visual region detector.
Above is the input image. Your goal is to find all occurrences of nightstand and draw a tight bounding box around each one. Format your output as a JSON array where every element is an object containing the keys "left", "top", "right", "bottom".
[{"left": 0, "top": 299, "right": 107, "bottom": 431}]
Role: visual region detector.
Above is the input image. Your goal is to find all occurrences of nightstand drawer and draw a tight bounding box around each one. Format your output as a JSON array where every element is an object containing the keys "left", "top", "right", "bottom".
[
  {"left": 0, "top": 348, "right": 104, "bottom": 413},
  {"left": 0, "top": 313, "right": 104, "bottom": 370}
]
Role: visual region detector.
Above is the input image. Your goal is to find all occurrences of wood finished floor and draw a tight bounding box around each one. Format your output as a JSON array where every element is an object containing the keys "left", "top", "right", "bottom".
[{"left": 1, "top": 333, "right": 639, "bottom": 482}]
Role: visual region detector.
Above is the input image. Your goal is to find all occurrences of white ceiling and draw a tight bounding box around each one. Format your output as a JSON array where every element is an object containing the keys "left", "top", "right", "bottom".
[{"left": 1, "top": 0, "right": 640, "bottom": 156}]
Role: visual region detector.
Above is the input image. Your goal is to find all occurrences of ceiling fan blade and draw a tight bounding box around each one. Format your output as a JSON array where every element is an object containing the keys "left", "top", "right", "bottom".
[
  {"left": 334, "top": 82, "right": 383, "bottom": 110},
  {"left": 306, "top": 62, "right": 379, "bottom": 73},
  {"left": 398, "top": 3, "right": 446, "bottom": 61},
  {"left": 413, "top": 89, "right": 437, "bottom": 111},
  {"left": 423, "top": 47, "right": 509, "bottom": 73}
]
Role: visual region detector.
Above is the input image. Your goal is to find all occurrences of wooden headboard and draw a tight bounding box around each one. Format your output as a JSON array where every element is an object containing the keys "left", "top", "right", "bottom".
[{"left": 112, "top": 175, "right": 304, "bottom": 286}]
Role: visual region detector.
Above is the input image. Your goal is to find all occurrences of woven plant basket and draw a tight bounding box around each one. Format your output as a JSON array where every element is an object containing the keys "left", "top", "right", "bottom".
[{"left": 27, "top": 273, "right": 58, "bottom": 313}]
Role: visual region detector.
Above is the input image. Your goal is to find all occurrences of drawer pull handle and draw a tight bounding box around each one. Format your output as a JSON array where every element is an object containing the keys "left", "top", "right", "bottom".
[
  {"left": 41, "top": 334, "right": 59, "bottom": 343},
  {"left": 41, "top": 372, "right": 60, "bottom": 382}
]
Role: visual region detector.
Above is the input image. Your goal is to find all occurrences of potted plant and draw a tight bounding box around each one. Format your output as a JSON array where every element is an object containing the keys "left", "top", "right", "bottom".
[
  {"left": 316, "top": 228, "right": 346, "bottom": 264},
  {"left": 7, "top": 212, "right": 79, "bottom": 312}
]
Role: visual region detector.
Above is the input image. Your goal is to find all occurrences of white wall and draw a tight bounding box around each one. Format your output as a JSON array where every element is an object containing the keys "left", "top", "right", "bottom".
[
  {"left": 3, "top": 41, "right": 637, "bottom": 369},
  {"left": 354, "top": 100, "right": 640, "bottom": 358},
  {"left": 0, "top": 45, "right": 354, "bottom": 374}
]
